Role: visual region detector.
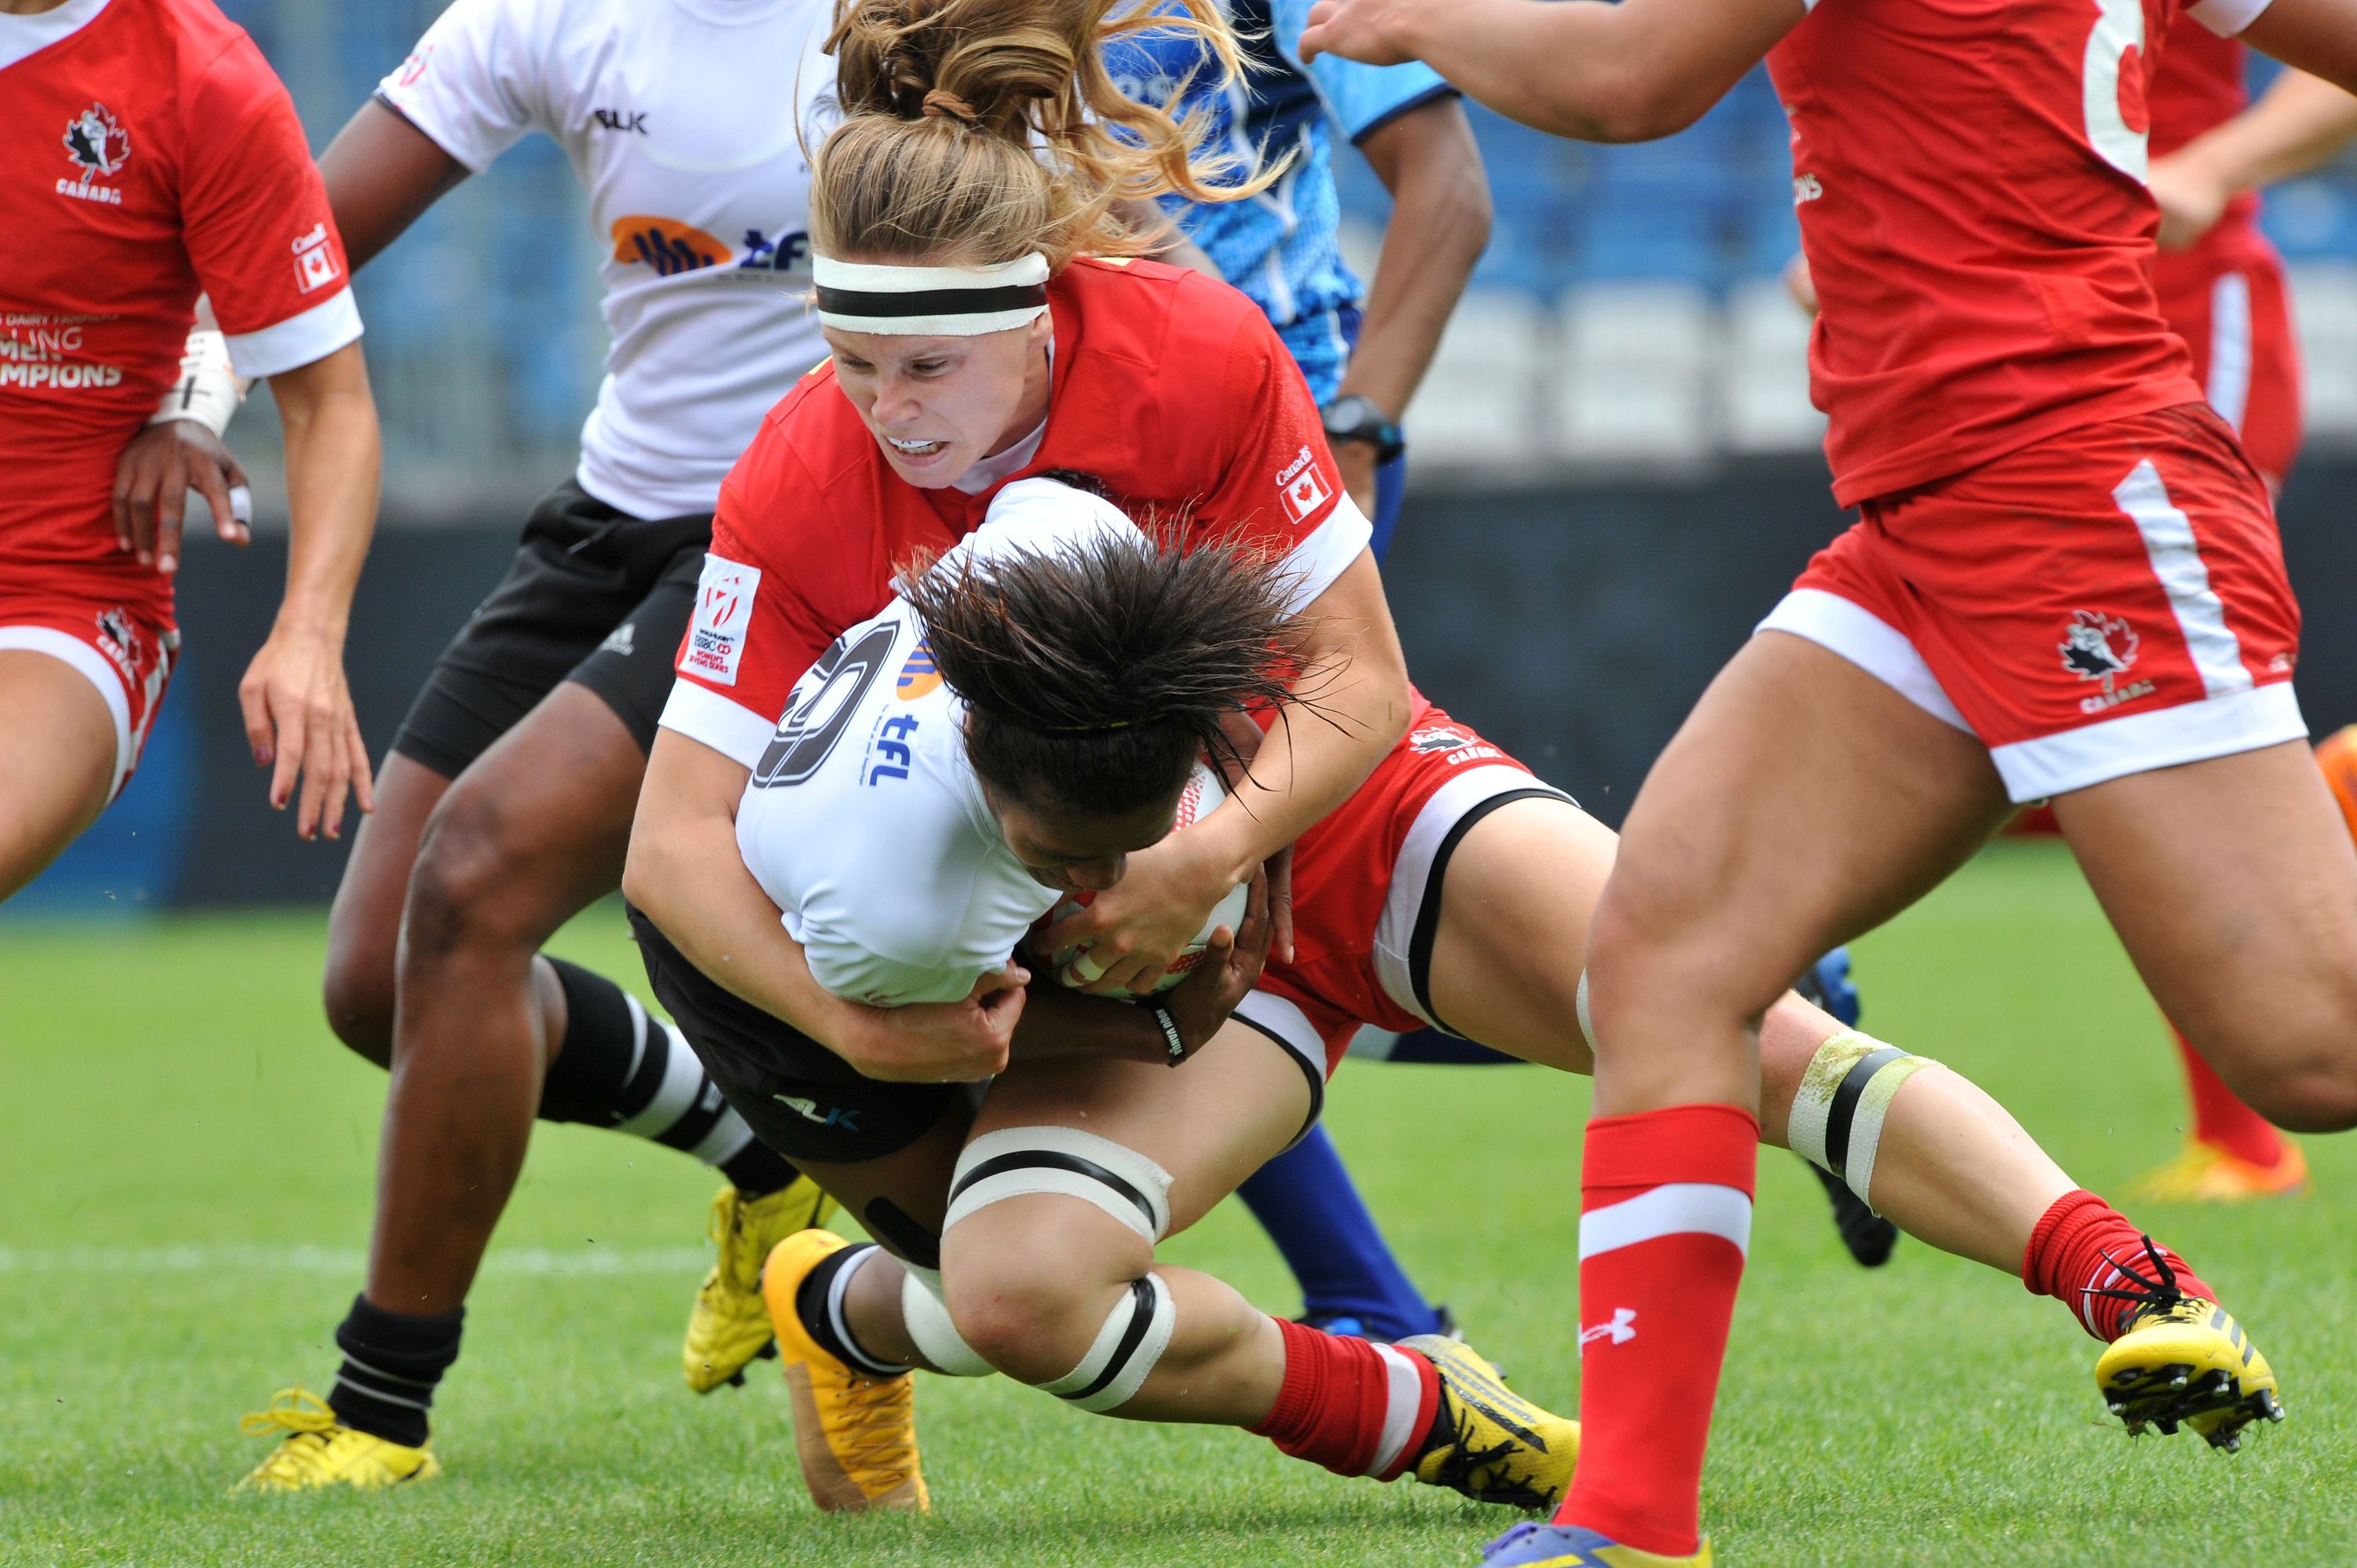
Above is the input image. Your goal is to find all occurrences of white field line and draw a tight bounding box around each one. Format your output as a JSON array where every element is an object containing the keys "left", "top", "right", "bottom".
[{"left": 0, "top": 1244, "right": 709, "bottom": 1276}]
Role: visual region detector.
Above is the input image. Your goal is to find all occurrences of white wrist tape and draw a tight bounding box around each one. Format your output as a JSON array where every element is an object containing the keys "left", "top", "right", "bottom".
[{"left": 148, "top": 328, "right": 247, "bottom": 438}]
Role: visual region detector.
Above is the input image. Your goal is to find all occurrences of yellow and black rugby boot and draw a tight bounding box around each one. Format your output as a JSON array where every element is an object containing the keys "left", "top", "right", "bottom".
[
  {"left": 761, "top": 1229, "right": 928, "bottom": 1512},
  {"left": 233, "top": 1388, "right": 441, "bottom": 1493},
  {"left": 1479, "top": 1522, "right": 1712, "bottom": 1566},
  {"left": 2090, "top": 1241, "right": 2284, "bottom": 1450},
  {"left": 684, "top": 1176, "right": 838, "bottom": 1392},
  {"left": 1399, "top": 1334, "right": 1579, "bottom": 1510}
]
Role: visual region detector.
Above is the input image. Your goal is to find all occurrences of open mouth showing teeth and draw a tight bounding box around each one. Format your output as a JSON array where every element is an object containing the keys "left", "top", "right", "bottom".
[{"left": 886, "top": 437, "right": 944, "bottom": 456}]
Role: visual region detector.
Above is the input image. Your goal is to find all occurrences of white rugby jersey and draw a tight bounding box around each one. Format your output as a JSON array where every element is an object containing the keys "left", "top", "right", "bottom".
[
  {"left": 379, "top": 0, "right": 835, "bottom": 519},
  {"left": 712, "top": 479, "right": 1142, "bottom": 1008}
]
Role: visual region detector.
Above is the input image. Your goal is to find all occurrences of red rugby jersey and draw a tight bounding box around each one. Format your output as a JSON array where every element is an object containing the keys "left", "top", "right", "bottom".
[
  {"left": 1769, "top": 0, "right": 2242, "bottom": 505},
  {"left": 2149, "top": 21, "right": 2281, "bottom": 289},
  {"left": 665, "top": 257, "right": 1370, "bottom": 763},
  {"left": 0, "top": 0, "right": 358, "bottom": 614}
]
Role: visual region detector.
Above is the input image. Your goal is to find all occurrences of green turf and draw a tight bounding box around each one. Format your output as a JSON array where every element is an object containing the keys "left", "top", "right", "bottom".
[{"left": 5, "top": 838, "right": 2354, "bottom": 1566}]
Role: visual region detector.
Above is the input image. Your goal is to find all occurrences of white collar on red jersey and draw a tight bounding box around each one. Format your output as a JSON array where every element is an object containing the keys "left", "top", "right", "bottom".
[
  {"left": 812, "top": 252, "right": 1050, "bottom": 336},
  {"left": 0, "top": 0, "right": 110, "bottom": 74}
]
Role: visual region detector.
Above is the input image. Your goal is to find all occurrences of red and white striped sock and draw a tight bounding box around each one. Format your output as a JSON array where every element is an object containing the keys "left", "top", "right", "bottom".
[
  {"left": 1248, "top": 1316, "right": 1439, "bottom": 1481},
  {"left": 2023, "top": 1189, "right": 2216, "bottom": 1341},
  {"left": 1556, "top": 1102, "right": 1758, "bottom": 1559}
]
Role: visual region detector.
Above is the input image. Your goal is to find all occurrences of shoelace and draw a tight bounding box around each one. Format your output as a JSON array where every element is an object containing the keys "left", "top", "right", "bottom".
[
  {"left": 238, "top": 1387, "right": 339, "bottom": 1440},
  {"left": 2085, "top": 1234, "right": 2189, "bottom": 1339},
  {"left": 1427, "top": 1402, "right": 1551, "bottom": 1510},
  {"left": 830, "top": 1372, "right": 918, "bottom": 1484}
]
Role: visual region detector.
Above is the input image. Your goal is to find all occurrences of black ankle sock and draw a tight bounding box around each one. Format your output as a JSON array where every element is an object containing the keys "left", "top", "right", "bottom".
[
  {"left": 536, "top": 957, "right": 801, "bottom": 1196},
  {"left": 793, "top": 1242, "right": 904, "bottom": 1376},
  {"left": 326, "top": 1294, "right": 464, "bottom": 1448}
]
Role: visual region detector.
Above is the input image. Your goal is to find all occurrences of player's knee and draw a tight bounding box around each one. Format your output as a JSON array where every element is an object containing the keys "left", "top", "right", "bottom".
[
  {"left": 404, "top": 789, "right": 537, "bottom": 962},
  {"left": 319, "top": 936, "right": 396, "bottom": 1068},
  {"left": 942, "top": 1251, "right": 1132, "bottom": 1386},
  {"left": 2228, "top": 1053, "right": 2357, "bottom": 1134}
]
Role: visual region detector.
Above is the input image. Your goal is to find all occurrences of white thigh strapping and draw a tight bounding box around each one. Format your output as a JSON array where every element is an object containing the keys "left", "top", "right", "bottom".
[{"left": 943, "top": 1125, "right": 1174, "bottom": 1242}]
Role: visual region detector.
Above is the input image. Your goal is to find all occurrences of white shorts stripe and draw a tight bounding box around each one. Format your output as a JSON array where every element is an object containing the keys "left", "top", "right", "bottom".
[
  {"left": 1757, "top": 588, "right": 1972, "bottom": 732},
  {"left": 1231, "top": 990, "right": 1328, "bottom": 1083},
  {"left": 1371, "top": 763, "right": 1574, "bottom": 1025},
  {"left": 2113, "top": 459, "right": 2253, "bottom": 700},
  {"left": 1989, "top": 680, "right": 2305, "bottom": 800},
  {"left": 2206, "top": 271, "right": 2254, "bottom": 433},
  {"left": 0, "top": 625, "right": 134, "bottom": 798},
  {"left": 1365, "top": 1343, "right": 1427, "bottom": 1476},
  {"left": 1578, "top": 1182, "right": 1753, "bottom": 1262}
]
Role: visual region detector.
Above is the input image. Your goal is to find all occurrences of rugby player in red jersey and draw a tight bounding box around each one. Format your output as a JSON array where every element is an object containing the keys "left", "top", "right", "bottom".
[
  {"left": 1304, "top": 0, "right": 2357, "bottom": 1558},
  {"left": 0, "top": 0, "right": 379, "bottom": 900},
  {"left": 2138, "top": 51, "right": 2357, "bottom": 1200}
]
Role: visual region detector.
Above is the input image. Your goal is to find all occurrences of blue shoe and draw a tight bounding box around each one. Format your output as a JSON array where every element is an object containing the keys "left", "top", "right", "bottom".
[
  {"left": 1797, "top": 946, "right": 1860, "bottom": 1028},
  {"left": 1482, "top": 1522, "right": 1711, "bottom": 1566}
]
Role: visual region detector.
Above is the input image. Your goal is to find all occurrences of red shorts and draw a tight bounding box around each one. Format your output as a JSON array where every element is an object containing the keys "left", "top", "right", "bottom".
[
  {"left": 0, "top": 584, "right": 178, "bottom": 800},
  {"left": 1230, "top": 705, "right": 1572, "bottom": 1090},
  {"left": 2155, "top": 250, "right": 2302, "bottom": 489},
  {"left": 1765, "top": 405, "right": 2304, "bottom": 804}
]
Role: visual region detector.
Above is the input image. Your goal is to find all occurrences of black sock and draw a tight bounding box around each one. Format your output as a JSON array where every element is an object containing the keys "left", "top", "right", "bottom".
[
  {"left": 793, "top": 1242, "right": 906, "bottom": 1376},
  {"left": 537, "top": 956, "right": 797, "bottom": 1197},
  {"left": 326, "top": 1294, "right": 464, "bottom": 1448}
]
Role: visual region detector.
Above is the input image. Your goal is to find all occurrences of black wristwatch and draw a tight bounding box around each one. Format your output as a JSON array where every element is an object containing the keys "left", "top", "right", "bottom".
[{"left": 1321, "top": 394, "right": 1406, "bottom": 465}]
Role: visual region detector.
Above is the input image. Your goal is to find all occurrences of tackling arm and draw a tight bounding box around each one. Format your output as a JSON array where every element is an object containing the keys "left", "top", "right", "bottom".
[{"left": 1299, "top": 0, "right": 1806, "bottom": 144}]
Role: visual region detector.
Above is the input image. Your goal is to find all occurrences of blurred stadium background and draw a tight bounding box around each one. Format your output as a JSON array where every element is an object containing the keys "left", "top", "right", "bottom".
[{"left": 21, "top": 0, "right": 2357, "bottom": 913}]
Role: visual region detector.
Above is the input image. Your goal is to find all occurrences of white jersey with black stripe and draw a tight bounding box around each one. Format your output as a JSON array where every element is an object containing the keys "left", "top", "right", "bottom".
[{"left": 716, "top": 478, "right": 1141, "bottom": 1007}]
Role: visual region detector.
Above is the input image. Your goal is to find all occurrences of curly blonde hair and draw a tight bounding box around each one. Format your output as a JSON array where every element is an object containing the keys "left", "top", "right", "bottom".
[{"left": 814, "top": 0, "right": 1280, "bottom": 271}]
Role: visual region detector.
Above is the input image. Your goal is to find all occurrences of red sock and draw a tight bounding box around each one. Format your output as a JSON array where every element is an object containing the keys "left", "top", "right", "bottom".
[
  {"left": 2022, "top": 1189, "right": 2216, "bottom": 1340},
  {"left": 1556, "top": 1103, "right": 1758, "bottom": 1559},
  {"left": 2170, "top": 1024, "right": 2286, "bottom": 1168},
  {"left": 1249, "top": 1316, "right": 1439, "bottom": 1481}
]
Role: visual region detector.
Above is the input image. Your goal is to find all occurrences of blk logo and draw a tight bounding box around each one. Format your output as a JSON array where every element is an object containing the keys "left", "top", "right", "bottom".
[{"left": 592, "top": 108, "right": 648, "bottom": 134}]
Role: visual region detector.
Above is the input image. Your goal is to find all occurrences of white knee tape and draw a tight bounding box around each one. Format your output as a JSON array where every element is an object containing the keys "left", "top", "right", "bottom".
[
  {"left": 1575, "top": 969, "right": 1594, "bottom": 1047},
  {"left": 1039, "top": 1273, "right": 1175, "bottom": 1414},
  {"left": 1787, "top": 1030, "right": 1929, "bottom": 1209},
  {"left": 899, "top": 1265, "right": 993, "bottom": 1379},
  {"left": 944, "top": 1126, "right": 1174, "bottom": 1243}
]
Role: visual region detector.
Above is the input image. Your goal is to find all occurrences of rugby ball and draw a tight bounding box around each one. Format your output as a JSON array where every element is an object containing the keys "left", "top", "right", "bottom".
[{"left": 1048, "top": 763, "right": 1252, "bottom": 996}]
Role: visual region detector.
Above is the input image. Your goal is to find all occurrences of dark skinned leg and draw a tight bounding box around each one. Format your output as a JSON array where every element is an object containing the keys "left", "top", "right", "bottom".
[{"left": 364, "top": 682, "right": 641, "bottom": 1314}]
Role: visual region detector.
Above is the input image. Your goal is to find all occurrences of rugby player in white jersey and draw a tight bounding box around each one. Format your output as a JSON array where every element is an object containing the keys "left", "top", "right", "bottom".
[{"left": 226, "top": 0, "right": 845, "bottom": 1491}]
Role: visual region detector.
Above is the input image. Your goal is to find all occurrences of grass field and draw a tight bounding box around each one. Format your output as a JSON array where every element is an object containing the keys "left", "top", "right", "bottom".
[{"left": 6, "top": 838, "right": 2357, "bottom": 1566}]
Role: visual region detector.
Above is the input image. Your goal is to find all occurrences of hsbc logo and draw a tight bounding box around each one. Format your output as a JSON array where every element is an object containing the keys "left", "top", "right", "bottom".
[{"left": 684, "top": 556, "right": 761, "bottom": 685}]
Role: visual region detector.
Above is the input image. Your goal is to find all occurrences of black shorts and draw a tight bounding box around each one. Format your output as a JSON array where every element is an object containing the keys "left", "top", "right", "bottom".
[
  {"left": 391, "top": 479, "right": 709, "bottom": 779},
  {"left": 626, "top": 903, "right": 963, "bottom": 1166}
]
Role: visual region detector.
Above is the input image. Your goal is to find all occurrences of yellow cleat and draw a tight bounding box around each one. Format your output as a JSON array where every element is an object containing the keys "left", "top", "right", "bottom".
[
  {"left": 233, "top": 1388, "right": 441, "bottom": 1493},
  {"left": 761, "top": 1229, "right": 928, "bottom": 1513},
  {"left": 1399, "top": 1334, "right": 1579, "bottom": 1510},
  {"left": 2094, "top": 1268, "right": 2285, "bottom": 1451},
  {"left": 685, "top": 1176, "right": 839, "bottom": 1392},
  {"left": 2128, "top": 1140, "right": 2308, "bottom": 1205}
]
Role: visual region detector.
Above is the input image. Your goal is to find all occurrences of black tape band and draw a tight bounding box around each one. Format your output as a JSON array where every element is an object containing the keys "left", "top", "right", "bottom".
[{"left": 814, "top": 281, "right": 1048, "bottom": 319}]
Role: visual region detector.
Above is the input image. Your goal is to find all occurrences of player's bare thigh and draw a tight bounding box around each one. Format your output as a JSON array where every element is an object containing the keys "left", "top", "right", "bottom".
[
  {"left": 1422, "top": 793, "right": 1616, "bottom": 1075},
  {"left": 0, "top": 649, "right": 121, "bottom": 900},
  {"left": 1588, "top": 633, "right": 2010, "bottom": 1068},
  {"left": 2055, "top": 739, "right": 2357, "bottom": 1131}
]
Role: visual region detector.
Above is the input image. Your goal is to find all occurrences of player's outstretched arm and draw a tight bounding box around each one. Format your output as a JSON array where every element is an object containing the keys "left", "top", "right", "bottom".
[
  {"left": 1299, "top": 0, "right": 1805, "bottom": 144},
  {"left": 2150, "top": 67, "right": 2357, "bottom": 248},
  {"left": 317, "top": 99, "right": 470, "bottom": 272},
  {"left": 243, "top": 339, "right": 380, "bottom": 841},
  {"left": 1330, "top": 95, "right": 1490, "bottom": 509},
  {"left": 625, "top": 729, "right": 1025, "bottom": 1084}
]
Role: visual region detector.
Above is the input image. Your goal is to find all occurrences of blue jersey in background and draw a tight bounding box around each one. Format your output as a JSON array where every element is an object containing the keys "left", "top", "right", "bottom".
[{"left": 1106, "top": 1, "right": 1454, "bottom": 402}]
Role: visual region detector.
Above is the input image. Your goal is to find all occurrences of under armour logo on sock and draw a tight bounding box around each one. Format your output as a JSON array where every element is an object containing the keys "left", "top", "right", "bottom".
[{"left": 1578, "top": 1307, "right": 1638, "bottom": 1353}]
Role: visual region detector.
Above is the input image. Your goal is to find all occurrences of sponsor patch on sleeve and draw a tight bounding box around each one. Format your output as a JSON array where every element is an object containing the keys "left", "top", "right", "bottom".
[{"left": 684, "top": 555, "right": 761, "bottom": 686}]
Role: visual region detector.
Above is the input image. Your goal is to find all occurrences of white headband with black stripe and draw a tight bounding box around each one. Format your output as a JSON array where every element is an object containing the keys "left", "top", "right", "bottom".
[{"left": 812, "top": 252, "right": 1051, "bottom": 335}]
